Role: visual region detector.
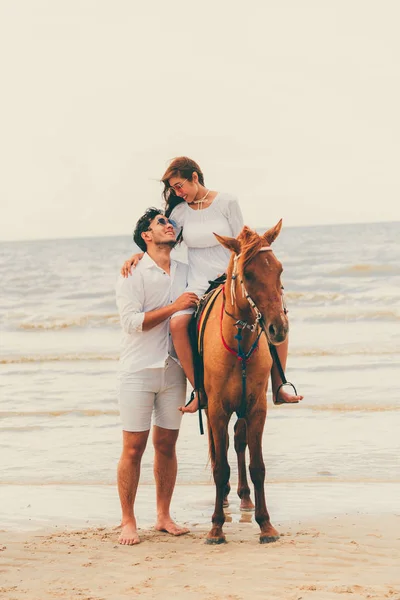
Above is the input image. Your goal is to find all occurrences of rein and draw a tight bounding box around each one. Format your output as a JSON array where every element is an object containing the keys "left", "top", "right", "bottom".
[
  {"left": 220, "top": 288, "right": 263, "bottom": 359},
  {"left": 220, "top": 287, "right": 263, "bottom": 419}
]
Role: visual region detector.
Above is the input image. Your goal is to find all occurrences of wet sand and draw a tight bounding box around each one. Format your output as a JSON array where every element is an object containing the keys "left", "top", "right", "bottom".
[
  {"left": 1, "top": 514, "right": 399, "bottom": 600},
  {"left": 1, "top": 482, "right": 400, "bottom": 531}
]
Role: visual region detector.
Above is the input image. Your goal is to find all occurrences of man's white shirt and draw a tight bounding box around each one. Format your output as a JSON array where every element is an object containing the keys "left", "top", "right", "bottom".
[{"left": 116, "top": 253, "right": 188, "bottom": 378}]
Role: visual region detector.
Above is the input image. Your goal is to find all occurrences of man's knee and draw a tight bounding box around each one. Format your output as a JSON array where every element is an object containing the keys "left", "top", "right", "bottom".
[
  {"left": 153, "top": 429, "right": 178, "bottom": 458},
  {"left": 155, "top": 443, "right": 176, "bottom": 460},
  {"left": 124, "top": 444, "right": 146, "bottom": 462},
  {"left": 122, "top": 431, "right": 148, "bottom": 462}
]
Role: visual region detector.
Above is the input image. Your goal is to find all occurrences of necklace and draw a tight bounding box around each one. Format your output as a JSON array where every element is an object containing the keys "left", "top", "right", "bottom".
[{"left": 191, "top": 189, "right": 210, "bottom": 209}]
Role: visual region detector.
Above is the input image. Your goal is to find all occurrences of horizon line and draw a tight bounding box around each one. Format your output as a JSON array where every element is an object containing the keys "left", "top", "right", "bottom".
[{"left": 0, "top": 219, "right": 398, "bottom": 244}]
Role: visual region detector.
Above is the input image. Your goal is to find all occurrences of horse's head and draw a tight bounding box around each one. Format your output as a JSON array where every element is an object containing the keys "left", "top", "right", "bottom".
[{"left": 215, "top": 219, "right": 288, "bottom": 345}]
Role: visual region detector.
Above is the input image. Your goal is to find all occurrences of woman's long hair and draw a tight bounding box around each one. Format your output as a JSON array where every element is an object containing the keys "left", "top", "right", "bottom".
[{"left": 161, "top": 157, "right": 205, "bottom": 217}]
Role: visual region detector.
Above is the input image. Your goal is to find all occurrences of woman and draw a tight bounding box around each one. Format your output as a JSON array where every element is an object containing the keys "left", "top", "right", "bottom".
[{"left": 122, "top": 157, "right": 303, "bottom": 411}]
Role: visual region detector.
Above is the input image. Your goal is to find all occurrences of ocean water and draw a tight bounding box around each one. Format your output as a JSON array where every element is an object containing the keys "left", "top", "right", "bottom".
[{"left": 1, "top": 221, "right": 399, "bottom": 530}]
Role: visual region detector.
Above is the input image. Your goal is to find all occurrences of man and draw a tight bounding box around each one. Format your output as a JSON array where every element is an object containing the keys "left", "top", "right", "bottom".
[{"left": 116, "top": 207, "right": 198, "bottom": 545}]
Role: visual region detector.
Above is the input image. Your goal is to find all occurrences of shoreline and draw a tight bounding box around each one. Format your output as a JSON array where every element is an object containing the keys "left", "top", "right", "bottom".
[
  {"left": 1, "top": 513, "right": 399, "bottom": 600},
  {"left": 1, "top": 481, "right": 399, "bottom": 533}
]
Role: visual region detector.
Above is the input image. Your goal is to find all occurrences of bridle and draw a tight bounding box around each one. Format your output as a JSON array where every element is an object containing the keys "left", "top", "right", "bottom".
[{"left": 226, "top": 246, "right": 287, "bottom": 337}]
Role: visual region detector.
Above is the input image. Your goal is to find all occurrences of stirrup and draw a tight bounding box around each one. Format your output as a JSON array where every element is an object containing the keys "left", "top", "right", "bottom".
[{"left": 273, "top": 382, "right": 298, "bottom": 405}]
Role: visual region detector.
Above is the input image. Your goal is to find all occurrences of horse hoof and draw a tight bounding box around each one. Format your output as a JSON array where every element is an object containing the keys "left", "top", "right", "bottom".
[
  {"left": 259, "top": 535, "right": 280, "bottom": 544},
  {"left": 205, "top": 537, "right": 227, "bottom": 545}
]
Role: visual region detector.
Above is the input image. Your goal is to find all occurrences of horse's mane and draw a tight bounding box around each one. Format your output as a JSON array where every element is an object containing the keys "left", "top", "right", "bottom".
[{"left": 237, "top": 226, "right": 263, "bottom": 266}]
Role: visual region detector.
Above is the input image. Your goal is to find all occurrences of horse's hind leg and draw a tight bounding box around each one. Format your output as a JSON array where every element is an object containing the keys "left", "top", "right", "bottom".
[
  {"left": 206, "top": 414, "right": 230, "bottom": 545},
  {"left": 234, "top": 418, "right": 254, "bottom": 511},
  {"left": 247, "top": 415, "right": 279, "bottom": 544},
  {"left": 223, "top": 481, "right": 231, "bottom": 508}
]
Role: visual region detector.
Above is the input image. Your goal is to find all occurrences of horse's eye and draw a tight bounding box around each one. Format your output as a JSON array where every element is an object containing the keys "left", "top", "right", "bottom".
[{"left": 244, "top": 271, "right": 254, "bottom": 281}]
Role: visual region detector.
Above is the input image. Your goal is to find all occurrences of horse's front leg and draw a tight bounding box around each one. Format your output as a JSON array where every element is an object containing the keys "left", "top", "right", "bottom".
[
  {"left": 247, "top": 410, "right": 280, "bottom": 544},
  {"left": 206, "top": 414, "right": 230, "bottom": 544},
  {"left": 208, "top": 419, "right": 230, "bottom": 508},
  {"left": 234, "top": 418, "right": 254, "bottom": 511}
]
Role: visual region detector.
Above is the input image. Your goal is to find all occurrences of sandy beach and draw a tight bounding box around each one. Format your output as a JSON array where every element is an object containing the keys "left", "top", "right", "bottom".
[{"left": 1, "top": 514, "right": 399, "bottom": 600}]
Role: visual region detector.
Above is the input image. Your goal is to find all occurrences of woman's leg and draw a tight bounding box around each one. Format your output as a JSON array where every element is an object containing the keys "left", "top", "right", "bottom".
[
  {"left": 271, "top": 336, "right": 304, "bottom": 404},
  {"left": 170, "top": 314, "right": 199, "bottom": 413}
]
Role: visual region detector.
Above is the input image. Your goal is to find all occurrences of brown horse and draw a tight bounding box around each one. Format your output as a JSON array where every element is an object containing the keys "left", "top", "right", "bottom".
[{"left": 202, "top": 220, "right": 288, "bottom": 544}]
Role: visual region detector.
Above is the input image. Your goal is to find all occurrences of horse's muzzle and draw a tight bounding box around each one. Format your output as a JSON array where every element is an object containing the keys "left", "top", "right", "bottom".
[{"left": 265, "top": 315, "right": 289, "bottom": 345}]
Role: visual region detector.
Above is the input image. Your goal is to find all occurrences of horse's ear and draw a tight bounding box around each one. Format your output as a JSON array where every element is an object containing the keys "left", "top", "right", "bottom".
[
  {"left": 262, "top": 219, "right": 283, "bottom": 245},
  {"left": 213, "top": 233, "right": 241, "bottom": 255}
]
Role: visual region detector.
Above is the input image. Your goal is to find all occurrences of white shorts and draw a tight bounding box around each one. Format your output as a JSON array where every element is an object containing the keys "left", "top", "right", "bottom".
[{"left": 118, "top": 358, "right": 186, "bottom": 432}]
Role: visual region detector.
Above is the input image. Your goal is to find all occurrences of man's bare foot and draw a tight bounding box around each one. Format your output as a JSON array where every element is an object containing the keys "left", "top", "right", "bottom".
[
  {"left": 155, "top": 518, "right": 190, "bottom": 536},
  {"left": 179, "top": 392, "right": 199, "bottom": 414},
  {"left": 274, "top": 387, "right": 304, "bottom": 405},
  {"left": 118, "top": 520, "right": 140, "bottom": 545}
]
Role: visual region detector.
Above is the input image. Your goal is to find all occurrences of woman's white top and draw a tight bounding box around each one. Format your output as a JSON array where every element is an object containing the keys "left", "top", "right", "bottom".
[{"left": 170, "top": 192, "right": 243, "bottom": 299}]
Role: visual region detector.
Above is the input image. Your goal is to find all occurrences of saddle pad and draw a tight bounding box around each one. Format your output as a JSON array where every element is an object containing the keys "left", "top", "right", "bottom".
[
  {"left": 188, "top": 285, "right": 223, "bottom": 409},
  {"left": 196, "top": 286, "right": 223, "bottom": 355}
]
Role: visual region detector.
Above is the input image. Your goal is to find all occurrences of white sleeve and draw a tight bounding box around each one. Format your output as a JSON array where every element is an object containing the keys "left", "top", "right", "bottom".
[
  {"left": 226, "top": 196, "right": 244, "bottom": 237},
  {"left": 115, "top": 273, "right": 145, "bottom": 334}
]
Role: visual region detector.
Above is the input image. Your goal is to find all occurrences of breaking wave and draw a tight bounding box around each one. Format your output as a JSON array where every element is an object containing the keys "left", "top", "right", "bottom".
[
  {"left": 1, "top": 353, "right": 118, "bottom": 364},
  {"left": 0, "top": 409, "right": 119, "bottom": 418},
  {"left": 299, "top": 309, "right": 400, "bottom": 322},
  {"left": 329, "top": 264, "right": 400, "bottom": 277},
  {"left": 17, "top": 313, "right": 119, "bottom": 330},
  {"left": 1, "top": 346, "right": 399, "bottom": 364},
  {"left": 290, "top": 348, "right": 399, "bottom": 357}
]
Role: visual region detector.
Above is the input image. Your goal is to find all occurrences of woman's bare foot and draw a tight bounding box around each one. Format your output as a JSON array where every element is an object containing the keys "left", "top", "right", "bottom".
[
  {"left": 155, "top": 518, "right": 190, "bottom": 536},
  {"left": 179, "top": 391, "right": 199, "bottom": 413},
  {"left": 118, "top": 520, "right": 140, "bottom": 545},
  {"left": 274, "top": 387, "right": 304, "bottom": 405}
]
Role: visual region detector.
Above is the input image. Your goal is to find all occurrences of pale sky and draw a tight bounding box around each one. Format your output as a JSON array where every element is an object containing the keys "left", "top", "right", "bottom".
[{"left": 1, "top": 0, "right": 399, "bottom": 241}]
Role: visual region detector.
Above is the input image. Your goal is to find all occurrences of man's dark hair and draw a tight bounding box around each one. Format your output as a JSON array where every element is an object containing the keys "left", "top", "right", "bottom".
[{"left": 133, "top": 207, "right": 164, "bottom": 252}]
